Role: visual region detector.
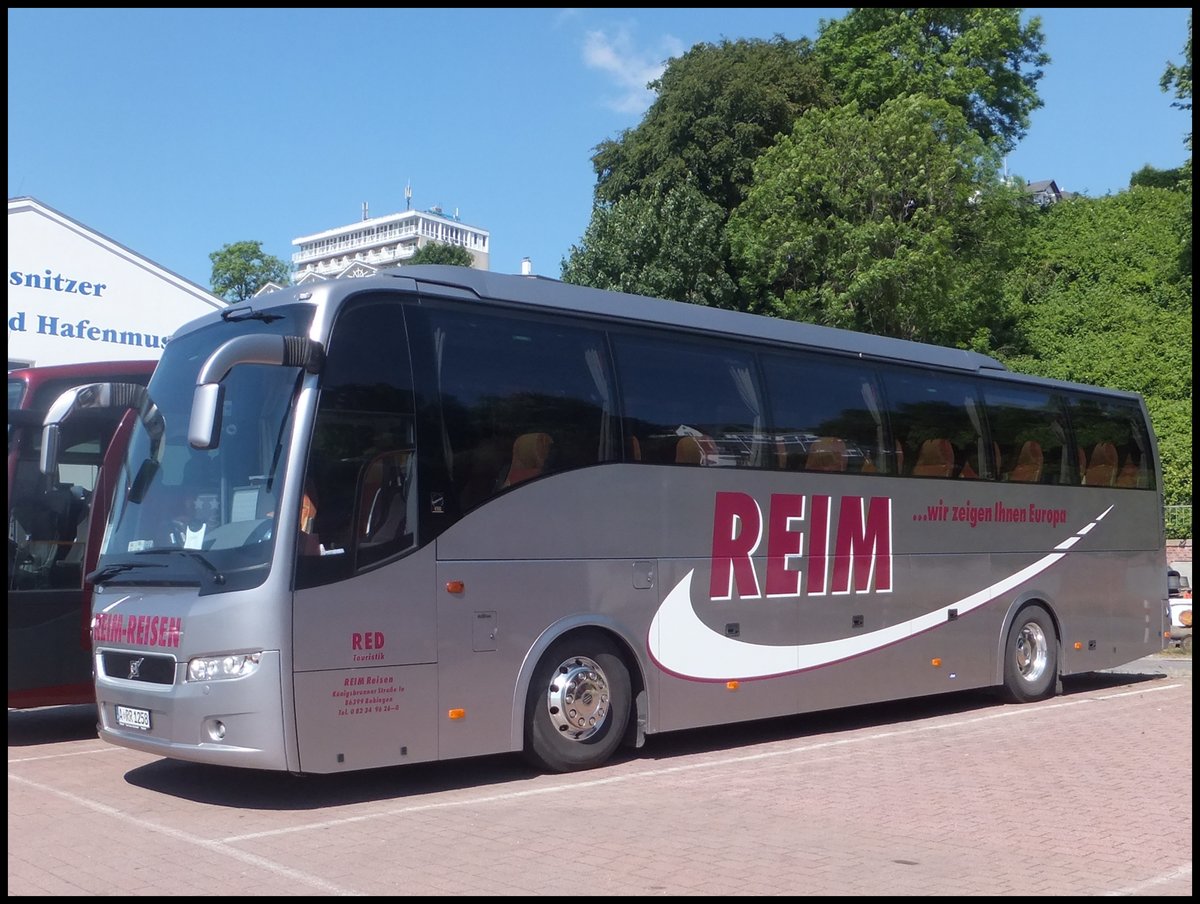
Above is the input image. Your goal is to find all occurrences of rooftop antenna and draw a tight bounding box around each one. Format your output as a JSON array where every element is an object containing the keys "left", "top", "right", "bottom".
[
  {"left": 405, "top": 182, "right": 412, "bottom": 211},
  {"left": 362, "top": 201, "right": 369, "bottom": 221}
]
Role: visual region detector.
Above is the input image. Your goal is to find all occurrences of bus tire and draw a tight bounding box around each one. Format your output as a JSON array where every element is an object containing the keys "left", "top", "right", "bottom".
[
  {"left": 523, "top": 634, "right": 631, "bottom": 774},
  {"left": 1001, "top": 605, "right": 1058, "bottom": 703}
]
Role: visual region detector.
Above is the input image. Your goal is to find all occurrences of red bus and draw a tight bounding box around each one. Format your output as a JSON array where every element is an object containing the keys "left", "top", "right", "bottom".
[{"left": 8, "top": 359, "right": 157, "bottom": 708}]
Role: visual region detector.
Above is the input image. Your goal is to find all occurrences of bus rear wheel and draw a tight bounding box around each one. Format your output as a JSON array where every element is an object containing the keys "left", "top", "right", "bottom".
[
  {"left": 1001, "top": 605, "right": 1058, "bottom": 703},
  {"left": 523, "top": 635, "right": 631, "bottom": 774}
]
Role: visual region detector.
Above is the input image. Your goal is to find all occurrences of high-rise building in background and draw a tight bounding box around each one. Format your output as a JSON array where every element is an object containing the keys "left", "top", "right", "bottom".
[{"left": 290, "top": 189, "right": 489, "bottom": 284}]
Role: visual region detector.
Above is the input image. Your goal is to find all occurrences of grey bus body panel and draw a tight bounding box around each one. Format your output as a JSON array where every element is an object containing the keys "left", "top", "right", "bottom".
[{"left": 88, "top": 269, "right": 1168, "bottom": 774}]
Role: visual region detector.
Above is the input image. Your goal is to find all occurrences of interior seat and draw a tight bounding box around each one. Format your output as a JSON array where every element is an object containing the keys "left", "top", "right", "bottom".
[{"left": 503, "top": 432, "right": 553, "bottom": 487}]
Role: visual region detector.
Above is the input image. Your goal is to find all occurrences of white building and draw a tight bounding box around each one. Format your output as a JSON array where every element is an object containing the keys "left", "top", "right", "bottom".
[
  {"left": 7, "top": 197, "right": 225, "bottom": 370},
  {"left": 290, "top": 199, "right": 490, "bottom": 283}
]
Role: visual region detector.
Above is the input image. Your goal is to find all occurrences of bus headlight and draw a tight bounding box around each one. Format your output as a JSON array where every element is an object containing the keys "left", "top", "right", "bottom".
[{"left": 187, "top": 652, "right": 262, "bottom": 682}]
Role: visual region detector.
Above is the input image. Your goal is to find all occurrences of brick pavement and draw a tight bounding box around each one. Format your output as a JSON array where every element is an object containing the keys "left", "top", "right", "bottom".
[{"left": 8, "top": 665, "right": 1192, "bottom": 896}]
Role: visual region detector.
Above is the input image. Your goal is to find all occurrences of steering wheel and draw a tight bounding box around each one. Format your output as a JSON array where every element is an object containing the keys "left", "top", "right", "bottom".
[{"left": 244, "top": 519, "right": 274, "bottom": 545}]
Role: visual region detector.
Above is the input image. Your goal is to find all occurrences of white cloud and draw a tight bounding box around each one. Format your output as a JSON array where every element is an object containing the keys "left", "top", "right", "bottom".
[{"left": 582, "top": 27, "right": 684, "bottom": 115}]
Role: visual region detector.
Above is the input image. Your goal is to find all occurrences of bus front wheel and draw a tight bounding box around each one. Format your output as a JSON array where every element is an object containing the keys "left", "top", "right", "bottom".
[
  {"left": 1001, "top": 605, "right": 1058, "bottom": 703},
  {"left": 523, "top": 635, "right": 631, "bottom": 773}
]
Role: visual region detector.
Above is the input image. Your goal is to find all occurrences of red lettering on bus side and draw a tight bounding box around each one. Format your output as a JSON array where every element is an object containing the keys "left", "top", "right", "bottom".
[
  {"left": 148, "top": 616, "right": 158, "bottom": 647},
  {"left": 831, "top": 496, "right": 892, "bottom": 594},
  {"left": 352, "top": 633, "right": 362, "bottom": 650},
  {"left": 765, "top": 493, "right": 805, "bottom": 597},
  {"left": 709, "top": 492, "right": 763, "bottom": 600},
  {"left": 807, "top": 495, "right": 830, "bottom": 595}
]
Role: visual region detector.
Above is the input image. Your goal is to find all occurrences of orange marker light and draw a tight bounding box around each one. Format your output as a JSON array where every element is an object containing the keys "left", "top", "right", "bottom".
[
  {"left": 445, "top": 580, "right": 465, "bottom": 594},
  {"left": 448, "top": 708, "right": 465, "bottom": 720},
  {"left": 726, "top": 680, "right": 740, "bottom": 691},
  {"left": 931, "top": 658, "right": 942, "bottom": 668},
  {"left": 1074, "top": 641, "right": 1083, "bottom": 650}
]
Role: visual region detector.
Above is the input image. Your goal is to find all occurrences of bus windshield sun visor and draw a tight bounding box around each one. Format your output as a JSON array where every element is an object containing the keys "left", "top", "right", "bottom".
[{"left": 189, "top": 334, "right": 324, "bottom": 450}]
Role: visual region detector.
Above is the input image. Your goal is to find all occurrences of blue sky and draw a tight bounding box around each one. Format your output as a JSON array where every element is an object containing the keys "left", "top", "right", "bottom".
[{"left": 7, "top": 8, "right": 1192, "bottom": 291}]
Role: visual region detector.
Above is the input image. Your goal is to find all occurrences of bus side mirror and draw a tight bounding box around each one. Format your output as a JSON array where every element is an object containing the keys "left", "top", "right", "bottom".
[
  {"left": 189, "top": 383, "right": 225, "bottom": 450},
  {"left": 39, "top": 423, "right": 60, "bottom": 480}
]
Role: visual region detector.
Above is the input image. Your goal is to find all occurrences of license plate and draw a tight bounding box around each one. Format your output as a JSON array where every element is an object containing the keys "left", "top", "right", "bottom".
[{"left": 115, "top": 705, "right": 151, "bottom": 731}]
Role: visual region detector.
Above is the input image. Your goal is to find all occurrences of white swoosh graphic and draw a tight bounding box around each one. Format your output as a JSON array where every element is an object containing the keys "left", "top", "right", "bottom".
[{"left": 648, "top": 506, "right": 1113, "bottom": 681}]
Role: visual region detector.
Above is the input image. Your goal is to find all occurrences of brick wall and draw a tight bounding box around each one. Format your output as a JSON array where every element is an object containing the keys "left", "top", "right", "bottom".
[{"left": 1166, "top": 539, "right": 1192, "bottom": 564}]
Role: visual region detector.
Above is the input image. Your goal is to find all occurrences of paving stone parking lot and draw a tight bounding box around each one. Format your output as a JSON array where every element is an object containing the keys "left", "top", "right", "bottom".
[{"left": 8, "top": 658, "right": 1191, "bottom": 896}]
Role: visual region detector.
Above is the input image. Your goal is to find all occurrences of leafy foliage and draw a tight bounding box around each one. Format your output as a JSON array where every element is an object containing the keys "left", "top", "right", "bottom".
[
  {"left": 209, "top": 240, "right": 291, "bottom": 303},
  {"left": 728, "top": 95, "right": 1028, "bottom": 346},
  {"left": 1129, "top": 164, "right": 1189, "bottom": 192},
  {"left": 1160, "top": 13, "right": 1192, "bottom": 120},
  {"left": 562, "top": 181, "right": 739, "bottom": 308},
  {"left": 569, "top": 36, "right": 828, "bottom": 303},
  {"left": 407, "top": 241, "right": 475, "bottom": 267},
  {"left": 591, "top": 36, "right": 830, "bottom": 212},
  {"left": 813, "top": 8, "right": 1049, "bottom": 154},
  {"left": 1000, "top": 187, "right": 1192, "bottom": 512}
]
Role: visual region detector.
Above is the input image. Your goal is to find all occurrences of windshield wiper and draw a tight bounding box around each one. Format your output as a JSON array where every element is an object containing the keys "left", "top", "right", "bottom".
[
  {"left": 137, "top": 548, "right": 226, "bottom": 585},
  {"left": 221, "top": 304, "right": 282, "bottom": 323},
  {"left": 86, "top": 562, "right": 167, "bottom": 584}
]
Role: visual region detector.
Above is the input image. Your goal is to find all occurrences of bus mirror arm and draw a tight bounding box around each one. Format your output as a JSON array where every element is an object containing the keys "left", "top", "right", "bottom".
[
  {"left": 39, "top": 382, "right": 150, "bottom": 477},
  {"left": 188, "top": 334, "right": 324, "bottom": 450}
]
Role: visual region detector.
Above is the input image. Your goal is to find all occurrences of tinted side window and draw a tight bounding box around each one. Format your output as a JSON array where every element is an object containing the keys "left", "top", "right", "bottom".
[
  {"left": 297, "top": 298, "right": 418, "bottom": 589},
  {"left": 880, "top": 368, "right": 988, "bottom": 480},
  {"left": 1068, "top": 395, "right": 1156, "bottom": 489},
  {"left": 613, "top": 333, "right": 766, "bottom": 468},
  {"left": 421, "top": 306, "right": 616, "bottom": 515},
  {"left": 983, "top": 385, "right": 1071, "bottom": 485},
  {"left": 761, "top": 353, "right": 889, "bottom": 474}
]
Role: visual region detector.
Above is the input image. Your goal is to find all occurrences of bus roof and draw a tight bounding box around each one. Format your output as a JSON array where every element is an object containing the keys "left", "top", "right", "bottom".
[
  {"left": 212, "top": 267, "right": 1006, "bottom": 375},
  {"left": 185, "top": 266, "right": 1143, "bottom": 402}
]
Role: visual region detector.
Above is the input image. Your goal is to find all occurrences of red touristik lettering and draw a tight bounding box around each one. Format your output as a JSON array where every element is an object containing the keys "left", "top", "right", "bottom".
[
  {"left": 352, "top": 632, "right": 386, "bottom": 651},
  {"left": 710, "top": 492, "right": 892, "bottom": 601}
]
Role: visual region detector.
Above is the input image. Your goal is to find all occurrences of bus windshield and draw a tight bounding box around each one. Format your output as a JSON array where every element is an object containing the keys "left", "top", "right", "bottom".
[{"left": 97, "top": 304, "right": 314, "bottom": 594}]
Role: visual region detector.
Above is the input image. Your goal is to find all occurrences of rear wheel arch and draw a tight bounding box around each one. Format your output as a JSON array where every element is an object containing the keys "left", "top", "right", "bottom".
[{"left": 518, "top": 624, "right": 645, "bottom": 773}]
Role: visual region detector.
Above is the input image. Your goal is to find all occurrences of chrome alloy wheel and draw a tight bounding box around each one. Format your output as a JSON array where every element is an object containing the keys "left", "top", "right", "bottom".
[
  {"left": 1014, "top": 619, "right": 1050, "bottom": 683},
  {"left": 546, "top": 655, "right": 611, "bottom": 741}
]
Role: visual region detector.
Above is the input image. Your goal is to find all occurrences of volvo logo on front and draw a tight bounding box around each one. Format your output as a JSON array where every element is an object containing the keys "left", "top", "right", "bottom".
[{"left": 128, "top": 657, "right": 145, "bottom": 679}]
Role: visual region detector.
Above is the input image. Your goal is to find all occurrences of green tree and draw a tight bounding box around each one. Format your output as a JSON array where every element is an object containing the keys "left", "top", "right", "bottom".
[
  {"left": 209, "top": 241, "right": 291, "bottom": 303},
  {"left": 1160, "top": 13, "right": 1192, "bottom": 151},
  {"left": 562, "top": 180, "right": 739, "bottom": 308},
  {"left": 567, "top": 36, "right": 829, "bottom": 304},
  {"left": 813, "top": 8, "right": 1049, "bottom": 154},
  {"left": 407, "top": 241, "right": 474, "bottom": 267},
  {"left": 728, "top": 95, "right": 1026, "bottom": 347},
  {"left": 592, "top": 36, "right": 830, "bottom": 212},
  {"left": 1159, "top": 14, "right": 1192, "bottom": 277},
  {"left": 1129, "top": 164, "right": 1188, "bottom": 192},
  {"left": 1000, "top": 187, "right": 1192, "bottom": 521}
]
